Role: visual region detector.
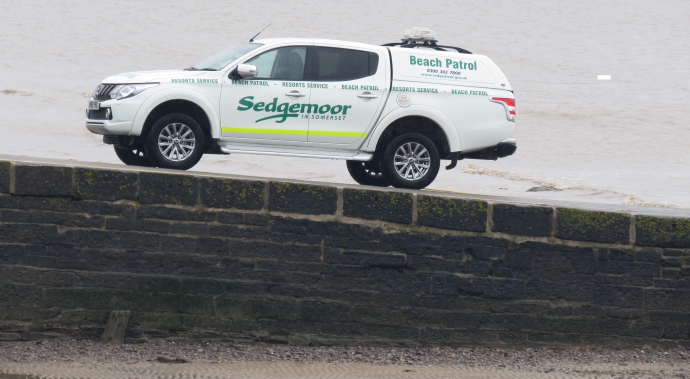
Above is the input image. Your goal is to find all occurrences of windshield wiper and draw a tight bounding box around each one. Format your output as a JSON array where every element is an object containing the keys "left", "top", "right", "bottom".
[{"left": 184, "top": 67, "right": 218, "bottom": 71}]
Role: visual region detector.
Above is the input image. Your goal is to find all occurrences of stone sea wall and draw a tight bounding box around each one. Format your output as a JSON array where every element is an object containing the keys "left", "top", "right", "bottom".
[{"left": 0, "top": 160, "right": 689, "bottom": 346}]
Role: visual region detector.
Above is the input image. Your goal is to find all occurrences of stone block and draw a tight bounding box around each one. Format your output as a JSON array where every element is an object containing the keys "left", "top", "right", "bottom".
[
  {"left": 201, "top": 177, "right": 265, "bottom": 210},
  {"left": 269, "top": 182, "right": 337, "bottom": 215},
  {"left": 351, "top": 307, "right": 403, "bottom": 325},
  {"left": 0, "top": 161, "right": 10, "bottom": 193},
  {"left": 491, "top": 204, "right": 553, "bottom": 237},
  {"left": 433, "top": 276, "right": 525, "bottom": 299},
  {"left": 416, "top": 195, "right": 487, "bottom": 231},
  {"left": 209, "top": 224, "right": 269, "bottom": 240},
  {"left": 342, "top": 188, "right": 413, "bottom": 224},
  {"left": 595, "top": 318, "right": 635, "bottom": 336},
  {"left": 0, "top": 224, "right": 58, "bottom": 245},
  {"left": 137, "top": 205, "right": 216, "bottom": 222},
  {"left": 12, "top": 164, "right": 73, "bottom": 197},
  {"left": 419, "top": 328, "right": 494, "bottom": 346},
  {"left": 174, "top": 221, "right": 209, "bottom": 236},
  {"left": 229, "top": 241, "right": 321, "bottom": 262},
  {"left": 532, "top": 246, "right": 597, "bottom": 275},
  {"left": 0, "top": 244, "right": 24, "bottom": 265},
  {"left": 636, "top": 215, "right": 690, "bottom": 248},
  {"left": 161, "top": 236, "right": 198, "bottom": 253},
  {"left": 556, "top": 208, "right": 630, "bottom": 244},
  {"left": 0, "top": 196, "right": 71, "bottom": 212},
  {"left": 654, "top": 278, "right": 690, "bottom": 289},
  {"left": 320, "top": 322, "right": 417, "bottom": 340},
  {"left": 216, "top": 298, "right": 278, "bottom": 319},
  {"left": 296, "top": 301, "right": 351, "bottom": 322},
  {"left": 287, "top": 335, "right": 311, "bottom": 345},
  {"left": 2, "top": 210, "right": 104, "bottom": 228},
  {"left": 325, "top": 249, "right": 406, "bottom": 267},
  {"left": 407, "top": 255, "right": 491, "bottom": 276},
  {"left": 42, "top": 288, "right": 94, "bottom": 309},
  {"left": 525, "top": 278, "right": 594, "bottom": 302},
  {"left": 151, "top": 293, "right": 214, "bottom": 315},
  {"left": 645, "top": 289, "right": 690, "bottom": 312},
  {"left": 526, "top": 332, "right": 582, "bottom": 345},
  {"left": 105, "top": 217, "right": 145, "bottom": 231},
  {"left": 58, "top": 231, "right": 156, "bottom": 256},
  {"left": 139, "top": 172, "right": 199, "bottom": 206},
  {"left": 99, "top": 203, "right": 136, "bottom": 217},
  {"left": 195, "top": 237, "right": 229, "bottom": 256},
  {"left": 74, "top": 168, "right": 138, "bottom": 201},
  {"left": 598, "top": 261, "right": 660, "bottom": 277},
  {"left": 0, "top": 332, "right": 22, "bottom": 341},
  {"left": 662, "top": 258, "right": 683, "bottom": 268},
  {"left": 593, "top": 285, "right": 644, "bottom": 308}
]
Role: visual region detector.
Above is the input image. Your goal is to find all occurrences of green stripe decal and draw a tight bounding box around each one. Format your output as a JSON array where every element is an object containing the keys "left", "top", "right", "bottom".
[{"left": 222, "top": 127, "right": 366, "bottom": 138}]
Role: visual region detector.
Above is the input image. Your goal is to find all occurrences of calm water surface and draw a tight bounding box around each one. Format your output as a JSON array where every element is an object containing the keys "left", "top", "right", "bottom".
[{"left": 1, "top": 0, "right": 688, "bottom": 207}]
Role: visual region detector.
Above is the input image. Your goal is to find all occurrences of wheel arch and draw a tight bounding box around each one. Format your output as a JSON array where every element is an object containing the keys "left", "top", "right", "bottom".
[
  {"left": 363, "top": 106, "right": 462, "bottom": 158},
  {"left": 131, "top": 88, "right": 220, "bottom": 143}
]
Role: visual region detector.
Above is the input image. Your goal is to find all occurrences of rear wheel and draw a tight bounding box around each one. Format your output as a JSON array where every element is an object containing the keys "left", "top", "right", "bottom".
[
  {"left": 346, "top": 159, "right": 390, "bottom": 187},
  {"left": 147, "top": 113, "right": 205, "bottom": 170},
  {"left": 382, "top": 133, "right": 440, "bottom": 190},
  {"left": 113, "top": 145, "right": 151, "bottom": 167}
]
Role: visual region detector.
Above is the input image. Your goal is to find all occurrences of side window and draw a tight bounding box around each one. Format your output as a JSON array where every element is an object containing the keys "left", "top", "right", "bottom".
[
  {"left": 245, "top": 46, "right": 307, "bottom": 80},
  {"left": 313, "top": 47, "right": 379, "bottom": 81}
]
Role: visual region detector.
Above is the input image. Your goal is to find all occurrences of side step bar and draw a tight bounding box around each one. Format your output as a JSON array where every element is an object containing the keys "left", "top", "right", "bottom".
[{"left": 218, "top": 146, "right": 373, "bottom": 161}]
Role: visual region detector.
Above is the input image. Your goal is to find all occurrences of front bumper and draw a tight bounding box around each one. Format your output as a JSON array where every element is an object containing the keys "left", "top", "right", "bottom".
[
  {"left": 85, "top": 120, "right": 134, "bottom": 135},
  {"left": 84, "top": 94, "right": 146, "bottom": 136}
]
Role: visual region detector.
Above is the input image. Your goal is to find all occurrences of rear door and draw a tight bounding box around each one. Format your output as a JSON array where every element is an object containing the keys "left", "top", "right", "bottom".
[{"left": 305, "top": 45, "right": 388, "bottom": 146}]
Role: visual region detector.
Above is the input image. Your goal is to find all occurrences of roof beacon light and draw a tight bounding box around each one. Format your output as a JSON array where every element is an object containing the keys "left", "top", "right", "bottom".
[{"left": 402, "top": 27, "right": 436, "bottom": 43}]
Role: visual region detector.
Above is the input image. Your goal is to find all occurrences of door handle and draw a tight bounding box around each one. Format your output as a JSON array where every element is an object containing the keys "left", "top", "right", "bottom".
[
  {"left": 285, "top": 90, "right": 306, "bottom": 98},
  {"left": 357, "top": 92, "right": 378, "bottom": 100}
]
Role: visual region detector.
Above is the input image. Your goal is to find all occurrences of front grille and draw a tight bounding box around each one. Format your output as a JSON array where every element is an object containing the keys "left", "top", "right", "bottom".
[
  {"left": 87, "top": 108, "right": 111, "bottom": 120},
  {"left": 93, "top": 84, "right": 117, "bottom": 100}
]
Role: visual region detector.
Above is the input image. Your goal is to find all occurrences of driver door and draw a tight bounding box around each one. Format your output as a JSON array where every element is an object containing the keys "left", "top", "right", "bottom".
[{"left": 220, "top": 45, "right": 311, "bottom": 143}]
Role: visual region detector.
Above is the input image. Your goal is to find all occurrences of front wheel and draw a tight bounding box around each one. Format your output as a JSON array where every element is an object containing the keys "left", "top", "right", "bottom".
[
  {"left": 147, "top": 113, "right": 205, "bottom": 170},
  {"left": 346, "top": 160, "right": 390, "bottom": 187},
  {"left": 382, "top": 133, "right": 440, "bottom": 190}
]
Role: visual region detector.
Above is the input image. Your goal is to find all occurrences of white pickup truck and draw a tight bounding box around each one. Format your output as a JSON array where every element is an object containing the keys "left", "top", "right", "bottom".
[{"left": 86, "top": 28, "right": 516, "bottom": 189}]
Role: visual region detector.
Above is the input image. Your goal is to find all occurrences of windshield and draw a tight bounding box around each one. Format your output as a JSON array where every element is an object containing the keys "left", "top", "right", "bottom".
[{"left": 191, "top": 43, "right": 263, "bottom": 70}]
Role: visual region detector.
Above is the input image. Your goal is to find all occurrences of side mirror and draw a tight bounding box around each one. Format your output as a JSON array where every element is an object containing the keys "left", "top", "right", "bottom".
[{"left": 237, "top": 64, "right": 258, "bottom": 79}]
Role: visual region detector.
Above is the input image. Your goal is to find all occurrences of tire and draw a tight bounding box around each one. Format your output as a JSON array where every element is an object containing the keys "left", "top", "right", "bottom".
[
  {"left": 346, "top": 159, "right": 390, "bottom": 187},
  {"left": 113, "top": 145, "right": 151, "bottom": 167},
  {"left": 382, "top": 133, "right": 440, "bottom": 190},
  {"left": 147, "top": 113, "right": 205, "bottom": 170}
]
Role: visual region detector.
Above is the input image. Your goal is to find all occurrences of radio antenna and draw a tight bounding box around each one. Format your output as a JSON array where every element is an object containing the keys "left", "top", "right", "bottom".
[{"left": 249, "top": 23, "right": 272, "bottom": 42}]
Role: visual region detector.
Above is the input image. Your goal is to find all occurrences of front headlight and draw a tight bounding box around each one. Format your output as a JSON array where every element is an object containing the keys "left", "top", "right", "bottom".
[{"left": 109, "top": 83, "right": 159, "bottom": 100}]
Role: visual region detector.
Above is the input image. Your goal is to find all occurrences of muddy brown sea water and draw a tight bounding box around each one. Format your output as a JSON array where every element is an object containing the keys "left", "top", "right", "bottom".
[
  {"left": 0, "top": 341, "right": 689, "bottom": 378},
  {"left": 1, "top": 0, "right": 689, "bottom": 207}
]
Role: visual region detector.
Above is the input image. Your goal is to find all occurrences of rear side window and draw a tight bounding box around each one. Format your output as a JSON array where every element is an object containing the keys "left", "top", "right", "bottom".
[{"left": 313, "top": 47, "right": 379, "bottom": 81}]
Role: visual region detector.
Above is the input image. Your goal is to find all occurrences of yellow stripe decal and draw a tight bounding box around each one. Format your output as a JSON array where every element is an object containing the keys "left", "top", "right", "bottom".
[
  {"left": 308, "top": 131, "right": 367, "bottom": 137},
  {"left": 222, "top": 127, "right": 366, "bottom": 138},
  {"left": 222, "top": 128, "right": 306, "bottom": 135}
]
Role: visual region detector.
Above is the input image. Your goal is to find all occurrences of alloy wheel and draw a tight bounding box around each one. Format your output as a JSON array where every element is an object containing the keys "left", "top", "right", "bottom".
[
  {"left": 393, "top": 142, "right": 431, "bottom": 180},
  {"left": 158, "top": 123, "right": 196, "bottom": 162}
]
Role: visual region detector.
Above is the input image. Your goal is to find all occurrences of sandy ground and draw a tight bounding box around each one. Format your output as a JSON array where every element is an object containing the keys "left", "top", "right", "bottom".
[
  {"left": 1, "top": 341, "right": 689, "bottom": 379},
  {"left": 2, "top": 361, "right": 690, "bottom": 379}
]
